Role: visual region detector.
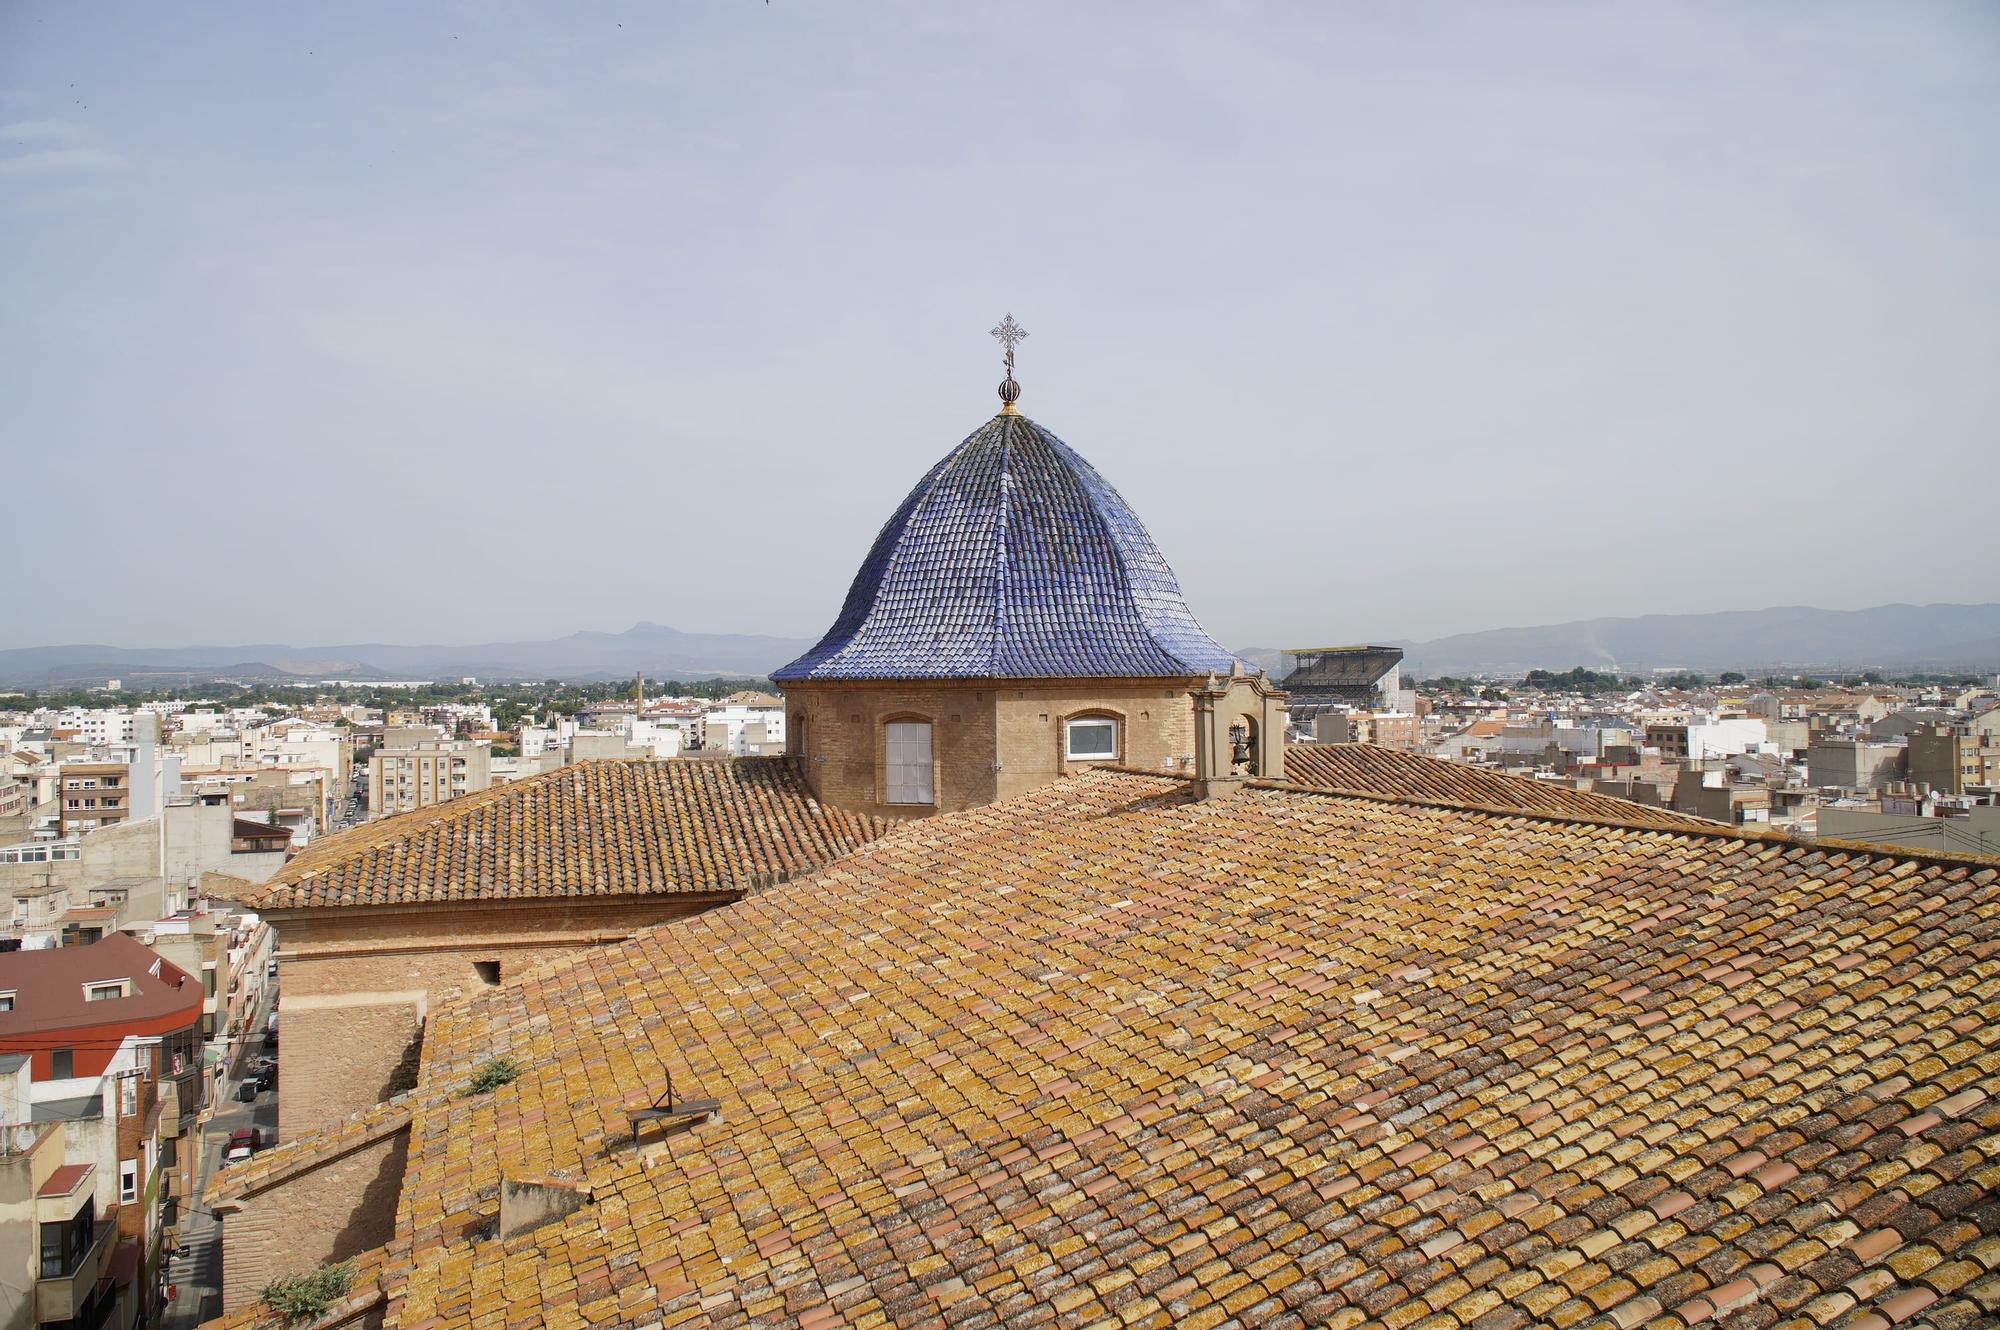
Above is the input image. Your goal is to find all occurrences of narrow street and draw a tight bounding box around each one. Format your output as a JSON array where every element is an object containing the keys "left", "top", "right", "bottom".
[{"left": 164, "top": 980, "right": 279, "bottom": 1330}]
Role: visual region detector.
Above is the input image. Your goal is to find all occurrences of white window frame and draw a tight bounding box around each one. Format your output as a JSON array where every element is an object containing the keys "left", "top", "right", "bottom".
[
  {"left": 84, "top": 980, "right": 129, "bottom": 1002},
  {"left": 119, "top": 1158, "right": 138, "bottom": 1203},
  {"left": 883, "top": 720, "right": 935, "bottom": 806},
  {"left": 1064, "top": 716, "right": 1120, "bottom": 762}
]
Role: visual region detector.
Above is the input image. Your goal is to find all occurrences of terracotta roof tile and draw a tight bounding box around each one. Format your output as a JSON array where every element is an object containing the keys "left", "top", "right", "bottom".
[
  {"left": 196, "top": 1241, "right": 400, "bottom": 1330},
  {"left": 217, "top": 769, "right": 2000, "bottom": 1330},
  {"left": 1284, "top": 743, "right": 1719, "bottom": 832},
  {"left": 233, "top": 757, "right": 889, "bottom": 910}
]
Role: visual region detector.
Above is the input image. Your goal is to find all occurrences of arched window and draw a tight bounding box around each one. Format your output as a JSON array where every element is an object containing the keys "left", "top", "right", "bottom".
[
  {"left": 883, "top": 720, "right": 934, "bottom": 805},
  {"left": 1065, "top": 714, "right": 1119, "bottom": 761}
]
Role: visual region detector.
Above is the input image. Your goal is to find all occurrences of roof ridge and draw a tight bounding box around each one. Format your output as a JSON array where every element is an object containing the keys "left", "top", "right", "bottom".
[
  {"left": 1084, "top": 764, "right": 2000, "bottom": 871},
  {"left": 1284, "top": 743, "right": 1717, "bottom": 833},
  {"left": 206, "top": 1090, "right": 417, "bottom": 1204},
  {"left": 993, "top": 415, "right": 1020, "bottom": 671},
  {"left": 243, "top": 755, "right": 889, "bottom": 912}
]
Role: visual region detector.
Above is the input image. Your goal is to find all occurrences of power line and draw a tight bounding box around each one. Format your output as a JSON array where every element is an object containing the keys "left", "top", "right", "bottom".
[{"left": 0, "top": 1031, "right": 277, "bottom": 1053}]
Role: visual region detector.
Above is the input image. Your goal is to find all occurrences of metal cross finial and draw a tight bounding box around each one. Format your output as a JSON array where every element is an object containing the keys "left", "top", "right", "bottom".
[{"left": 989, "top": 313, "right": 1028, "bottom": 376}]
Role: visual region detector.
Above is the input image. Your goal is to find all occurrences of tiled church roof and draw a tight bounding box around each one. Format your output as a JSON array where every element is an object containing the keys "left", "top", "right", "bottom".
[
  {"left": 1285, "top": 742, "right": 1720, "bottom": 831},
  {"left": 255, "top": 769, "right": 2000, "bottom": 1330},
  {"left": 230, "top": 758, "right": 889, "bottom": 910},
  {"left": 773, "top": 412, "right": 1241, "bottom": 681}
]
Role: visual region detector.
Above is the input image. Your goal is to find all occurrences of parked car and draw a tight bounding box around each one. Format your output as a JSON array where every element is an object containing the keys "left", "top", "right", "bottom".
[{"left": 223, "top": 1127, "right": 262, "bottom": 1164}]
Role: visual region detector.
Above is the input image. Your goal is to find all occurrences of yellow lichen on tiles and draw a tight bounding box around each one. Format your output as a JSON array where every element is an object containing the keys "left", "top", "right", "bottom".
[{"left": 199, "top": 768, "right": 2000, "bottom": 1330}]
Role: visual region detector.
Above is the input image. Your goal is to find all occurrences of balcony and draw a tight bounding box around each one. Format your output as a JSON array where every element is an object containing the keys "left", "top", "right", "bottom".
[
  {"left": 159, "top": 1071, "right": 200, "bottom": 1134},
  {"left": 36, "top": 1215, "right": 112, "bottom": 1324}
]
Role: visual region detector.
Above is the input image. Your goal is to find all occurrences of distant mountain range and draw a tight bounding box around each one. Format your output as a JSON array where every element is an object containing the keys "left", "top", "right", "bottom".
[
  {"left": 1243, "top": 602, "right": 2000, "bottom": 678},
  {"left": 0, "top": 622, "right": 817, "bottom": 688},
  {"left": 5, "top": 602, "right": 1997, "bottom": 691}
]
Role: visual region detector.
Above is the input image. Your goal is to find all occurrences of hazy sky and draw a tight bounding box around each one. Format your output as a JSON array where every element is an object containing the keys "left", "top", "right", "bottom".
[{"left": 4, "top": 2, "right": 1995, "bottom": 652}]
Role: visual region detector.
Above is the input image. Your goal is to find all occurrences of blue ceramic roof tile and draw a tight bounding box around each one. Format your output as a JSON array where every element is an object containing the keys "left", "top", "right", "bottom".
[{"left": 774, "top": 412, "right": 1240, "bottom": 681}]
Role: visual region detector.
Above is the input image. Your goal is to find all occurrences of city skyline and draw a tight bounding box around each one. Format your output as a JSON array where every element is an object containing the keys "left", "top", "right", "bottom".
[{"left": 5, "top": 3, "right": 1996, "bottom": 650}]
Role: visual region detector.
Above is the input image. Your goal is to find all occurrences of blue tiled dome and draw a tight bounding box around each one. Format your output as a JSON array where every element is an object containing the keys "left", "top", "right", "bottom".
[{"left": 775, "top": 412, "right": 1240, "bottom": 681}]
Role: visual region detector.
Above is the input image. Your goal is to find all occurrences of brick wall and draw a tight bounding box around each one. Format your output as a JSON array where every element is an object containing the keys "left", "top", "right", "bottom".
[
  {"left": 270, "top": 895, "right": 731, "bottom": 1136},
  {"left": 786, "top": 682, "right": 1000, "bottom": 816},
  {"left": 787, "top": 679, "right": 1200, "bottom": 816},
  {"left": 218, "top": 1126, "right": 409, "bottom": 1312},
  {"left": 993, "top": 684, "right": 1197, "bottom": 801},
  {"left": 280, "top": 993, "right": 426, "bottom": 1142}
]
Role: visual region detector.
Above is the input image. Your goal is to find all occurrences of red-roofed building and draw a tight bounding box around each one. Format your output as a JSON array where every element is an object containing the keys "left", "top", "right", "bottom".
[{"left": 1, "top": 934, "right": 204, "bottom": 1330}]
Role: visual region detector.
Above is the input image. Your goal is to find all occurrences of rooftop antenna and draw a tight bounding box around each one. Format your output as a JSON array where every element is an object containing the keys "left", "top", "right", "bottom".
[{"left": 990, "top": 313, "right": 1027, "bottom": 415}]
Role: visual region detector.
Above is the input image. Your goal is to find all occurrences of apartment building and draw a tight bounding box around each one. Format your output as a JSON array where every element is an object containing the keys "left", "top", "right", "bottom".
[
  {"left": 1, "top": 1115, "right": 127, "bottom": 1330},
  {"left": 368, "top": 740, "right": 491, "bottom": 816},
  {"left": 1907, "top": 722, "right": 2000, "bottom": 795},
  {"left": 702, "top": 701, "right": 786, "bottom": 756},
  {"left": 140, "top": 906, "right": 273, "bottom": 1092},
  {"left": 55, "top": 764, "right": 131, "bottom": 837},
  {"left": 1642, "top": 717, "right": 1768, "bottom": 760},
  {"left": 1311, "top": 710, "right": 1421, "bottom": 749},
  {"left": 1806, "top": 737, "right": 1907, "bottom": 792},
  {"left": 0, "top": 934, "right": 204, "bottom": 1330},
  {"left": 3, "top": 794, "right": 291, "bottom": 952}
]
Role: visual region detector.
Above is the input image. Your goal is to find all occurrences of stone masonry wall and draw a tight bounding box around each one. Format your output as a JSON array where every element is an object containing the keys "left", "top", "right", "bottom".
[{"left": 218, "top": 1127, "right": 409, "bottom": 1312}]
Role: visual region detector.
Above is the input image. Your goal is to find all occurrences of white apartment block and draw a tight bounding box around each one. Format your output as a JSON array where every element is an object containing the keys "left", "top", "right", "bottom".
[
  {"left": 703, "top": 703, "right": 786, "bottom": 756},
  {"left": 369, "top": 741, "right": 492, "bottom": 816}
]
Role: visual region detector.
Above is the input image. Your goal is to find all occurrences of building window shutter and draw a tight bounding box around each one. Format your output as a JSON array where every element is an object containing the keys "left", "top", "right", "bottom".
[{"left": 884, "top": 722, "right": 934, "bottom": 805}]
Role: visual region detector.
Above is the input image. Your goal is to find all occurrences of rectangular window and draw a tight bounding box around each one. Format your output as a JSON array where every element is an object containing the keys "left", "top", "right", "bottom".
[
  {"left": 1065, "top": 718, "right": 1119, "bottom": 760},
  {"left": 51, "top": 1048, "right": 74, "bottom": 1078},
  {"left": 883, "top": 721, "right": 934, "bottom": 805},
  {"left": 40, "top": 1219, "right": 67, "bottom": 1278},
  {"left": 119, "top": 1158, "right": 138, "bottom": 1203},
  {"left": 120, "top": 1076, "right": 137, "bottom": 1117},
  {"left": 86, "top": 981, "right": 126, "bottom": 1001}
]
